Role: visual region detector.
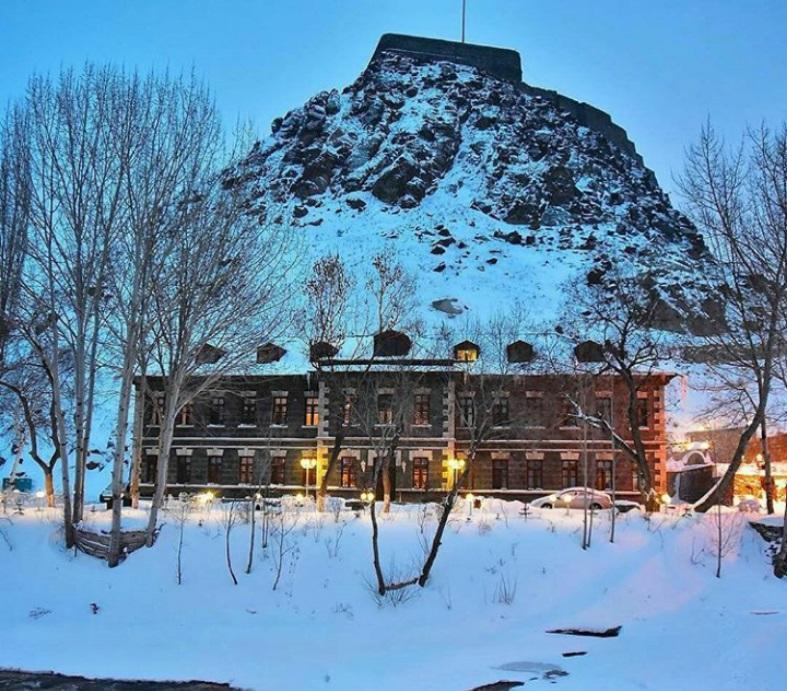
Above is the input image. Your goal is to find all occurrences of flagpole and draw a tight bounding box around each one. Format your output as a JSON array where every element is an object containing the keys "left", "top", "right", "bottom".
[{"left": 461, "top": 0, "right": 466, "bottom": 43}]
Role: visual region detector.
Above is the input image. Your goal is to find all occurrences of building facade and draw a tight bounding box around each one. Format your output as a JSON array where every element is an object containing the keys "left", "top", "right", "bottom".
[{"left": 134, "top": 360, "right": 671, "bottom": 502}]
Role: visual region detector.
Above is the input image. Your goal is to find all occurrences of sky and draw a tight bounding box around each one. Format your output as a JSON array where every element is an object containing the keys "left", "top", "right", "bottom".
[{"left": 1, "top": 1, "right": 786, "bottom": 198}]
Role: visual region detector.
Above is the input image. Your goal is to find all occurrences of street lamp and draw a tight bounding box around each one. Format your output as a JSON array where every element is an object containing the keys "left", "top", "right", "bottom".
[
  {"left": 300, "top": 457, "right": 317, "bottom": 501},
  {"left": 360, "top": 490, "right": 375, "bottom": 506},
  {"left": 447, "top": 458, "right": 466, "bottom": 488},
  {"left": 466, "top": 492, "right": 475, "bottom": 520}
]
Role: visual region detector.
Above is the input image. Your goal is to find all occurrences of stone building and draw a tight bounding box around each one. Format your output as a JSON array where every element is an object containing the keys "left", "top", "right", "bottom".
[{"left": 133, "top": 336, "right": 672, "bottom": 502}]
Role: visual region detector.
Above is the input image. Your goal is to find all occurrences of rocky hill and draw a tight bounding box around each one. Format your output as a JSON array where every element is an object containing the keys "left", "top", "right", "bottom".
[{"left": 226, "top": 35, "right": 713, "bottom": 332}]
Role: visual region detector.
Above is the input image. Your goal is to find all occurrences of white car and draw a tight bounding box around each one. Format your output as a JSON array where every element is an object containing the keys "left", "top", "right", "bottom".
[{"left": 529, "top": 487, "right": 613, "bottom": 510}]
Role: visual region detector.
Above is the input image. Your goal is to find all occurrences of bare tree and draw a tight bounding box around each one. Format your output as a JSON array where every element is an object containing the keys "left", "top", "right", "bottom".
[
  {"left": 677, "top": 123, "right": 787, "bottom": 526},
  {"left": 0, "top": 103, "right": 30, "bottom": 374},
  {"left": 7, "top": 66, "right": 134, "bottom": 544},
  {"left": 105, "top": 73, "right": 222, "bottom": 566},
  {"left": 558, "top": 271, "right": 670, "bottom": 512},
  {"left": 0, "top": 343, "right": 64, "bottom": 506},
  {"left": 419, "top": 309, "right": 534, "bottom": 586},
  {"left": 143, "top": 174, "right": 295, "bottom": 546}
]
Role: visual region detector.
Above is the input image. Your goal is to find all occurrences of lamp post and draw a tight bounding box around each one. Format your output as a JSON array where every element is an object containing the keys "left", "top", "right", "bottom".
[
  {"left": 447, "top": 458, "right": 466, "bottom": 489},
  {"left": 300, "top": 457, "right": 317, "bottom": 502},
  {"left": 360, "top": 490, "right": 375, "bottom": 508}
]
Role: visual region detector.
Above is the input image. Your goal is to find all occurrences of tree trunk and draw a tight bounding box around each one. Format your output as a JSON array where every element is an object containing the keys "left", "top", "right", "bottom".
[
  {"left": 317, "top": 430, "right": 344, "bottom": 512},
  {"left": 107, "top": 344, "right": 137, "bottom": 567},
  {"left": 382, "top": 459, "right": 392, "bottom": 514},
  {"left": 761, "top": 419, "right": 774, "bottom": 515},
  {"left": 44, "top": 470, "right": 55, "bottom": 508},
  {"left": 146, "top": 406, "right": 177, "bottom": 546},
  {"left": 129, "top": 380, "right": 145, "bottom": 509},
  {"left": 418, "top": 459, "right": 472, "bottom": 587},
  {"left": 774, "top": 490, "right": 787, "bottom": 578},
  {"left": 695, "top": 408, "right": 765, "bottom": 512}
]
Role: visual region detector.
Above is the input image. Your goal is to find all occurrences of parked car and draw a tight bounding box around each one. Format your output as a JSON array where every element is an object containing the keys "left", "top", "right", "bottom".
[
  {"left": 529, "top": 487, "right": 613, "bottom": 510},
  {"left": 99, "top": 484, "right": 132, "bottom": 510}
]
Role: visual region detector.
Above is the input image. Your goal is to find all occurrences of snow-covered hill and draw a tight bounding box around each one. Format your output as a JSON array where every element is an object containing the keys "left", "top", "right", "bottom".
[{"left": 227, "top": 38, "right": 713, "bottom": 330}]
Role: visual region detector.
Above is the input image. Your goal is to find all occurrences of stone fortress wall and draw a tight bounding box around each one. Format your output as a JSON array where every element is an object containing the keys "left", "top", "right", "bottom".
[{"left": 372, "top": 33, "right": 643, "bottom": 166}]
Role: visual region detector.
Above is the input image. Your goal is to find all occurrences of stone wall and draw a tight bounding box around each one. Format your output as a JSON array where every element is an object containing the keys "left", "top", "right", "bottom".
[{"left": 371, "top": 33, "right": 643, "bottom": 165}]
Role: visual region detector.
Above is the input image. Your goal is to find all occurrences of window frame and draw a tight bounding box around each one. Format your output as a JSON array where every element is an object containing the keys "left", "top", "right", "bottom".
[
  {"left": 207, "top": 455, "right": 222, "bottom": 484},
  {"left": 413, "top": 393, "right": 431, "bottom": 426},
  {"left": 412, "top": 457, "right": 429, "bottom": 490},
  {"left": 304, "top": 395, "right": 319, "bottom": 427},
  {"left": 491, "top": 458, "right": 509, "bottom": 489},
  {"left": 526, "top": 460, "right": 543, "bottom": 489},
  {"left": 271, "top": 395, "right": 288, "bottom": 426}
]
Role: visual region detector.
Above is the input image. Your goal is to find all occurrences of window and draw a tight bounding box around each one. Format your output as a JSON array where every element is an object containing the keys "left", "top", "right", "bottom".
[
  {"left": 239, "top": 456, "right": 254, "bottom": 484},
  {"left": 526, "top": 460, "right": 543, "bottom": 489},
  {"left": 492, "top": 397, "right": 510, "bottom": 426},
  {"left": 458, "top": 395, "right": 475, "bottom": 427},
  {"left": 455, "top": 346, "right": 478, "bottom": 362},
  {"left": 177, "top": 456, "right": 191, "bottom": 484},
  {"left": 637, "top": 397, "right": 649, "bottom": 428},
  {"left": 207, "top": 455, "right": 222, "bottom": 484},
  {"left": 632, "top": 468, "right": 640, "bottom": 491},
  {"left": 492, "top": 459, "right": 509, "bottom": 489},
  {"left": 209, "top": 397, "right": 225, "bottom": 425},
  {"left": 412, "top": 457, "right": 429, "bottom": 490},
  {"left": 526, "top": 396, "right": 544, "bottom": 426},
  {"left": 377, "top": 393, "right": 393, "bottom": 425},
  {"left": 241, "top": 395, "right": 257, "bottom": 425},
  {"left": 562, "top": 459, "right": 578, "bottom": 488},
  {"left": 596, "top": 460, "right": 613, "bottom": 490},
  {"left": 341, "top": 393, "right": 355, "bottom": 427},
  {"left": 150, "top": 394, "right": 165, "bottom": 426},
  {"left": 143, "top": 455, "right": 158, "bottom": 483},
  {"left": 413, "top": 393, "right": 430, "bottom": 426},
  {"left": 596, "top": 396, "right": 612, "bottom": 423},
  {"left": 270, "top": 457, "right": 285, "bottom": 485},
  {"left": 304, "top": 396, "right": 319, "bottom": 426},
  {"left": 340, "top": 458, "right": 357, "bottom": 488},
  {"left": 272, "top": 396, "right": 288, "bottom": 425},
  {"left": 177, "top": 404, "right": 193, "bottom": 426}
]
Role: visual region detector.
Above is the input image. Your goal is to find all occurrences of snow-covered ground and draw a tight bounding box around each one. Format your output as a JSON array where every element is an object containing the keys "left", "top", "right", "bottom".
[{"left": 0, "top": 499, "right": 783, "bottom": 690}]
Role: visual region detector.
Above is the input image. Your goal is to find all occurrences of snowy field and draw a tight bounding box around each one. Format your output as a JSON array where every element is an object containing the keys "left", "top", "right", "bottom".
[{"left": 0, "top": 498, "right": 784, "bottom": 691}]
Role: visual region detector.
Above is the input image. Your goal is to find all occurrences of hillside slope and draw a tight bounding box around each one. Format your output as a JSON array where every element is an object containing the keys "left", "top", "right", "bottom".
[{"left": 227, "top": 38, "right": 713, "bottom": 331}]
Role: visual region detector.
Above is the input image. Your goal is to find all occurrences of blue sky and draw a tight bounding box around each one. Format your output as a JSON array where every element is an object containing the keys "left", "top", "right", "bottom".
[{"left": 1, "top": 1, "right": 786, "bottom": 195}]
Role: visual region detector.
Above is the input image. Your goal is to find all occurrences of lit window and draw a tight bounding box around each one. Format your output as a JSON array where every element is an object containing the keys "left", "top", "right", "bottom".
[
  {"left": 596, "top": 460, "right": 613, "bottom": 490},
  {"left": 340, "top": 458, "right": 357, "bottom": 488},
  {"left": 413, "top": 393, "right": 430, "bottom": 426},
  {"left": 412, "top": 457, "right": 429, "bottom": 490},
  {"left": 304, "top": 396, "right": 319, "bottom": 426},
  {"left": 177, "top": 404, "right": 193, "bottom": 426},
  {"left": 377, "top": 394, "right": 393, "bottom": 425},
  {"left": 239, "top": 456, "right": 254, "bottom": 484}
]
